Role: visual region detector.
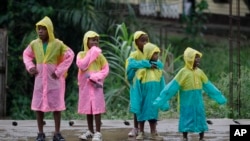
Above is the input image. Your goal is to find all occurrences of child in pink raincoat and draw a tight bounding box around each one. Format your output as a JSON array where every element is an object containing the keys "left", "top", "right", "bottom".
[
  {"left": 77, "top": 31, "right": 109, "bottom": 141},
  {"left": 23, "top": 16, "right": 74, "bottom": 141}
]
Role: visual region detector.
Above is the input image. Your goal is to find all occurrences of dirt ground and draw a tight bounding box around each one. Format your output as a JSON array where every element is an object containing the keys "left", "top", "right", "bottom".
[{"left": 1, "top": 118, "right": 249, "bottom": 141}]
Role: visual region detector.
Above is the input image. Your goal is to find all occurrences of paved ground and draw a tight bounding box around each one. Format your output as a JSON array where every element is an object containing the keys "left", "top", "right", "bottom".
[{"left": 0, "top": 118, "right": 249, "bottom": 141}]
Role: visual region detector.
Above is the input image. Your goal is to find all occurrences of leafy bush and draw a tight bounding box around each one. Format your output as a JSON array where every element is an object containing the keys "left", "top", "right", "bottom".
[
  {"left": 2, "top": 0, "right": 250, "bottom": 120},
  {"left": 100, "top": 23, "right": 133, "bottom": 119},
  {"left": 215, "top": 66, "right": 250, "bottom": 118}
]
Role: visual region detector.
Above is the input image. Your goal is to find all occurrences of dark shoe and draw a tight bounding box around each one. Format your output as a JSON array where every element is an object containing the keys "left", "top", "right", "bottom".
[
  {"left": 36, "top": 133, "right": 45, "bottom": 141},
  {"left": 53, "top": 133, "right": 65, "bottom": 141}
]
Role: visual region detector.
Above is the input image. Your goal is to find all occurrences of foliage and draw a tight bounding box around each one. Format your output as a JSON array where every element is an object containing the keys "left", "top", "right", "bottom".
[
  {"left": 9, "top": 31, "right": 37, "bottom": 119},
  {"left": 0, "top": 0, "right": 122, "bottom": 119},
  {"left": 199, "top": 42, "right": 229, "bottom": 81},
  {"left": 100, "top": 23, "right": 133, "bottom": 119},
  {"left": 181, "top": 0, "right": 208, "bottom": 47},
  {"left": 214, "top": 66, "right": 250, "bottom": 119}
]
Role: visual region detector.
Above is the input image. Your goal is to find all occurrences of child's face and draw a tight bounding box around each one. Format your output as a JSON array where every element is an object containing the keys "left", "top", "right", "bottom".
[
  {"left": 150, "top": 52, "right": 159, "bottom": 61},
  {"left": 87, "top": 36, "right": 99, "bottom": 49},
  {"left": 135, "top": 34, "right": 149, "bottom": 52},
  {"left": 193, "top": 54, "right": 201, "bottom": 69},
  {"left": 37, "top": 25, "right": 48, "bottom": 42}
]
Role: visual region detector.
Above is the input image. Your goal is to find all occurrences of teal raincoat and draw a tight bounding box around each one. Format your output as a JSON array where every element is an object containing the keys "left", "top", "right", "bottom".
[
  {"left": 130, "top": 43, "right": 166, "bottom": 121},
  {"left": 153, "top": 47, "right": 227, "bottom": 133}
]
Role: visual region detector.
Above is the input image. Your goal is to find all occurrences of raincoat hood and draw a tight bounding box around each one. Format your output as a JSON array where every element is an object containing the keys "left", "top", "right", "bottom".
[
  {"left": 133, "top": 31, "right": 147, "bottom": 51},
  {"left": 36, "top": 16, "right": 55, "bottom": 42},
  {"left": 143, "top": 42, "right": 160, "bottom": 60},
  {"left": 184, "top": 47, "right": 202, "bottom": 70},
  {"left": 83, "top": 31, "right": 99, "bottom": 51}
]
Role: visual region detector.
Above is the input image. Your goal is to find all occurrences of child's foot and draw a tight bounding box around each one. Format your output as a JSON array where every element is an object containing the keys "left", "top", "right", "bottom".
[
  {"left": 35, "top": 132, "right": 45, "bottom": 141},
  {"left": 79, "top": 130, "right": 94, "bottom": 140},
  {"left": 53, "top": 133, "right": 65, "bottom": 141},
  {"left": 199, "top": 138, "right": 205, "bottom": 141},
  {"left": 128, "top": 128, "right": 138, "bottom": 137},
  {"left": 92, "top": 132, "right": 102, "bottom": 141},
  {"left": 150, "top": 132, "right": 163, "bottom": 140},
  {"left": 136, "top": 132, "right": 144, "bottom": 140}
]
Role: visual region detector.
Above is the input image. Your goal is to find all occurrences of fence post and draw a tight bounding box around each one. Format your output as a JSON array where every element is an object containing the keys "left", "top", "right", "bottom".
[{"left": 0, "top": 29, "right": 8, "bottom": 118}]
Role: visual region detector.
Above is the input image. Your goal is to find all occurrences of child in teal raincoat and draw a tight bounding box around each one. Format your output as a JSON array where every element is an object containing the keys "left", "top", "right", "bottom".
[
  {"left": 131, "top": 42, "right": 166, "bottom": 140},
  {"left": 125, "top": 31, "right": 150, "bottom": 137},
  {"left": 153, "top": 47, "right": 227, "bottom": 141}
]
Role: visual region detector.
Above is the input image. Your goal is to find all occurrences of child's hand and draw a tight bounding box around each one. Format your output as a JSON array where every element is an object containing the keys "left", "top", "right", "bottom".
[
  {"left": 51, "top": 72, "right": 58, "bottom": 79},
  {"left": 29, "top": 67, "right": 38, "bottom": 76},
  {"left": 218, "top": 97, "right": 227, "bottom": 105},
  {"left": 160, "top": 102, "right": 170, "bottom": 111},
  {"left": 151, "top": 63, "right": 157, "bottom": 69},
  {"left": 85, "top": 74, "right": 102, "bottom": 88},
  {"left": 150, "top": 61, "right": 157, "bottom": 69},
  {"left": 89, "top": 79, "right": 103, "bottom": 88}
]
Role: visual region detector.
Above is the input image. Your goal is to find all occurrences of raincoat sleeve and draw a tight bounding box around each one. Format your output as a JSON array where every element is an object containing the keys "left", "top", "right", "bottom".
[
  {"left": 76, "top": 46, "right": 101, "bottom": 71},
  {"left": 126, "top": 58, "right": 151, "bottom": 84},
  {"left": 150, "top": 60, "right": 164, "bottom": 69},
  {"left": 200, "top": 70, "right": 227, "bottom": 105},
  {"left": 88, "top": 55, "right": 109, "bottom": 83},
  {"left": 23, "top": 45, "right": 36, "bottom": 72},
  {"left": 153, "top": 79, "right": 180, "bottom": 110},
  {"left": 158, "top": 75, "right": 170, "bottom": 111},
  {"left": 55, "top": 46, "right": 75, "bottom": 77},
  {"left": 203, "top": 81, "right": 227, "bottom": 105}
]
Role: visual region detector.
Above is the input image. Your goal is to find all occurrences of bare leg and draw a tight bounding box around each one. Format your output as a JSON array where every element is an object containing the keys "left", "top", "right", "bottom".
[
  {"left": 134, "top": 114, "right": 138, "bottom": 129},
  {"left": 95, "top": 114, "right": 101, "bottom": 132},
  {"left": 53, "top": 111, "right": 61, "bottom": 133},
  {"left": 149, "top": 121, "right": 157, "bottom": 133},
  {"left": 199, "top": 132, "right": 204, "bottom": 140},
  {"left": 183, "top": 132, "right": 188, "bottom": 140},
  {"left": 128, "top": 114, "right": 139, "bottom": 137},
  {"left": 148, "top": 120, "right": 163, "bottom": 140},
  {"left": 36, "top": 111, "right": 44, "bottom": 133},
  {"left": 87, "top": 114, "right": 94, "bottom": 133},
  {"left": 139, "top": 121, "right": 145, "bottom": 133}
]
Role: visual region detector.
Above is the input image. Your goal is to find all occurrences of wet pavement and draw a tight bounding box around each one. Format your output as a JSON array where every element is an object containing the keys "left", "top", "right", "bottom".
[{"left": 0, "top": 118, "right": 249, "bottom": 141}]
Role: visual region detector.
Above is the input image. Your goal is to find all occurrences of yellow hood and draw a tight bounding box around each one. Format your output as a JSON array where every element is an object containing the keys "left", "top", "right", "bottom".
[
  {"left": 143, "top": 42, "right": 160, "bottom": 60},
  {"left": 36, "top": 16, "right": 55, "bottom": 42},
  {"left": 184, "top": 47, "right": 202, "bottom": 70},
  {"left": 133, "top": 31, "right": 147, "bottom": 51},
  {"left": 83, "top": 31, "right": 99, "bottom": 51}
]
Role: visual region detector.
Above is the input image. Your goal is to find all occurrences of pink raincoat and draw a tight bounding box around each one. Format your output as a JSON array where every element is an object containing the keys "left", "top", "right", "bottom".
[
  {"left": 76, "top": 31, "right": 109, "bottom": 114},
  {"left": 23, "top": 16, "right": 75, "bottom": 112}
]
